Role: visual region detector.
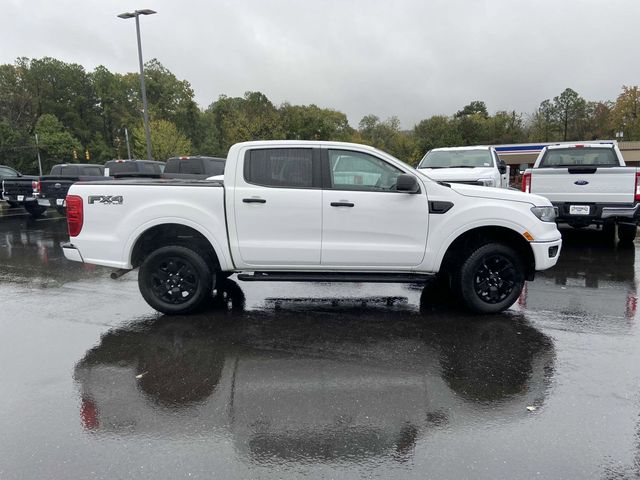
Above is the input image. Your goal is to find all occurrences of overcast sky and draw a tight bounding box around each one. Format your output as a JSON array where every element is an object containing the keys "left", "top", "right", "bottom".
[{"left": 1, "top": 0, "right": 639, "bottom": 127}]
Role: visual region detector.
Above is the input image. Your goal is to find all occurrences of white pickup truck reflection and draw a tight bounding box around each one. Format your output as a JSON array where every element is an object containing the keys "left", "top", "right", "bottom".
[{"left": 74, "top": 284, "right": 555, "bottom": 464}]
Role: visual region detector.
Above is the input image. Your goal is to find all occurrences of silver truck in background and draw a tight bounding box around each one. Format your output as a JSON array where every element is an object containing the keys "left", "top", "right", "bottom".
[{"left": 522, "top": 143, "right": 639, "bottom": 243}]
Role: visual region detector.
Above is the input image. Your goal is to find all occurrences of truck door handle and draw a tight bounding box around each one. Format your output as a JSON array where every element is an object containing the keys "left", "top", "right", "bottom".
[
  {"left": 330, "top": 202, "right": 354, "bottom": 207},
  {"left": 243, "top": 198, "right": 266, "bottom": 204}
]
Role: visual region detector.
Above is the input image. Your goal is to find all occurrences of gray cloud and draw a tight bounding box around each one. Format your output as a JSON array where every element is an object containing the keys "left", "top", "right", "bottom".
[{"left": 1, "top": 0, "right": 639, "bottom": 127}]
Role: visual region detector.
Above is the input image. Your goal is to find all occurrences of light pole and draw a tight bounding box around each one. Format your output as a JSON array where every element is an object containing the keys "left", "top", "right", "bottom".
[{"left": 118, "top": 9, "right": 156, "bottom": 161}]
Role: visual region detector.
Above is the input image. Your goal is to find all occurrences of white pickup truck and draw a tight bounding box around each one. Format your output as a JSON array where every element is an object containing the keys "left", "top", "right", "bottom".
[
  {"left": 62, "top": 140, "right": 562, "bottom": 314},
  {"left": 417, "top": 146, "right": 510, "bottom": 188},
  {"left": 522, "top": 143, "right": 639, "bottom": 243}
]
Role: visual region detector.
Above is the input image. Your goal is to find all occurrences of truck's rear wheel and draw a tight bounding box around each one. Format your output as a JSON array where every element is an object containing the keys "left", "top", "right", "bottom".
[
  {"left": 618, "top": 224, "right": 637, "bottom": 244},
  {"left": 138, "top": 245, "right": 213, "bottom": 315},
  {"left": 24, "top": 203, "right": 47, "bottom": 218},
  {"left": 454, "top": 243, "right": 525, "bottom": 314}
]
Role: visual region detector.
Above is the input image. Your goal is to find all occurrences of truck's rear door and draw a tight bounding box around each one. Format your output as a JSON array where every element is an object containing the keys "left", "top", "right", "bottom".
[
  {"left": 232, "top": 147, "right": 322, "bottom": 266},
  {"left": 530, "top": 146, "right": 636, "bottom": 204}
]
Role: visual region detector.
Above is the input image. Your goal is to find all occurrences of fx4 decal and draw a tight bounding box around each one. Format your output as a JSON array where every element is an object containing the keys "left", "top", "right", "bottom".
[{"left": 88, "top": 195, "right": 123, "bottom": 205}]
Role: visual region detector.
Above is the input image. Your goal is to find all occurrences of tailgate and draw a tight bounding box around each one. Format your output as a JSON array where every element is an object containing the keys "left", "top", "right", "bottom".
[
  {"left": 40, "top": 178, "right": 75, "bottom": 198},
  {"left": 530, "top": 167, "right": 636, "bottom": 203},
  {"left": 4, "top": 179, "right": 35, "bottom": 196}
]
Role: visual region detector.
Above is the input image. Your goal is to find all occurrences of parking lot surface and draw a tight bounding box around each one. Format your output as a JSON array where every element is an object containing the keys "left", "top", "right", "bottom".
[{"left": 1, "top": 207, "right": 640, "bottom": 479}]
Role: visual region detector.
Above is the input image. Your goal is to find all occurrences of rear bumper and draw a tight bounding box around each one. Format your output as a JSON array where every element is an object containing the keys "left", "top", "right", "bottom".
[
  {"left": 62, "top": 242, "right": 84, "bottom": 263},
  {"left": 552, "top": 202, "right": 640, "bottom": 223},
  {"left": 531, "top": 238, "right": 562, "bottom": 271}
]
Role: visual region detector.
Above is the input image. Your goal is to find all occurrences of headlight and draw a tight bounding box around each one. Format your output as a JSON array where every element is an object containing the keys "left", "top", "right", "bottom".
[
  {"left": 531, "top": 206, "right": 556, "bottom": 222},
  {"left": 478, "top": 178, "right": 495, "bottom": 187}
]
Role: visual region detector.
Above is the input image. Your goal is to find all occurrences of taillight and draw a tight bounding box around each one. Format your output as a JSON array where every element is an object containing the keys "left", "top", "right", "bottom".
[
  {"left": 80, "top": 397, "right": 99, "bottom": 430},
  {"left": 32, "top": 180, "right": 40, "bottom": 194},
  {"left": 66, "top": 195, "right": 83, "bottom": 237},
  {"left": 522, "top": 172, "right": 532, "bottom": 193},
  {"left": 635, "top": 172, "right": 640, "bottom": 201}
]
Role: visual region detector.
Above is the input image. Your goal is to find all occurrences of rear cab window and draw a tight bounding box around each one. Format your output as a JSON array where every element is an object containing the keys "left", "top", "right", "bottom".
[{"left": 539, "top": 147, "right": 618, "bottom": 168}]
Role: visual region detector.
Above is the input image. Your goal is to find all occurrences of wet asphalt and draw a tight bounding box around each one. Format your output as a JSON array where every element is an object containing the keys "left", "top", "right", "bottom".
[{"left": 1, "top": 203, "right": 639, "bottom": 479}]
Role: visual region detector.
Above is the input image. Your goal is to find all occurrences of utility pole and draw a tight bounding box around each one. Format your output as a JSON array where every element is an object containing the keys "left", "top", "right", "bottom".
[
  {"left": 34, "top": 133, "right": 43, "bottom": 175},
  {"left": 124, "top": 127, "right": 132, "bottom": 160}
]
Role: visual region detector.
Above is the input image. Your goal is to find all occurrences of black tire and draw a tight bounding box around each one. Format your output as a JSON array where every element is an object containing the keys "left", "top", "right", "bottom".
[
  {"left": 138, "top": 245, "right": 214, "bottom": 315},
  {"left": 618, "top": 224, "right": 637, "bottom": 244},
  {"left": 453, "top": 243, "right": 525, "bottom": 314},
  {"left": 24, "top": 203, "right": 47, "bottom": 219}
]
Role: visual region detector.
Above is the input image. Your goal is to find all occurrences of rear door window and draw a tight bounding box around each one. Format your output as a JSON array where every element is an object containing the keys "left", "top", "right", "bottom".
[
  {"left": 179, "top": 160, "right": 204, "bottom": 174},
  {"left": 0, "top": 167, "right": 17, "bottom": 177},
  {"left": 244, "top": 148, "right": 317, "bottom": 188}
]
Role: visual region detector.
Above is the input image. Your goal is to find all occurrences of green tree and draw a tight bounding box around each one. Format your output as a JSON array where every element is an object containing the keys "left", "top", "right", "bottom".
[
  {"left": 202, "top": 91, "right": 284, "bottom": 156},
  {"left": 455, "top": 100, "right": 489, "bottom": 119},
  {"left": 34, "top": 114, "right": 81, "bottom": 173},
  {"left": 132, "top": 119, "right": 191, "bottom": 160},
  {"left": 413, "top": 115, "right": 463, "bottom": 154},
  {"left": 552, "top": 88, "right": 586, "bottom": 141},
  {"left": 280, "top": 103, "right": 352, "bottom": 141}
]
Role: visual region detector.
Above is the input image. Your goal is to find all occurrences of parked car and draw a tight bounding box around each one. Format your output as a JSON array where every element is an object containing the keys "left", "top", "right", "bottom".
[
  {"left": 104, "top": 159, "right": 165, "bottom": 178},
  {"left": 34, "top": 163, "right": 107, "bottom": 215},
  {"left": 417, "top": 146, "right": 509, "bottom": 188},
  {"left": 63, "top": 140, "right": 562, "bottom": 315},
  {"left": 0, "top": 165, "right": 21, "bottom": 207},
  {"left": 163, "top": 156, "right": 225, "bottom": 179},
  {"left": 521, "top": 143, "right": 638, "bottom": 243}
]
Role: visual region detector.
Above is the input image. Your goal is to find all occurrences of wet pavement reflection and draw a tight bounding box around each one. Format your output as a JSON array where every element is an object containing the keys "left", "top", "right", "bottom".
[{"left": 2, "top": 212, "right": 640, "bottom": 479}]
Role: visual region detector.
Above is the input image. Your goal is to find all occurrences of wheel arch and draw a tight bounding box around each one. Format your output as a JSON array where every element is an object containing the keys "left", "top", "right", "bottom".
[
  {"left": 438, "top": 226, "right": 536, "bottom": 281},
  {"left": 128, "top": 221, "right": 229, "bottom": 271}
]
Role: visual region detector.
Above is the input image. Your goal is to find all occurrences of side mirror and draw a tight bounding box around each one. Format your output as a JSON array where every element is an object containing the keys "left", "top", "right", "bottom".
[
  {"left": 498, "top": 160, "right": 507, "bottom": 175},
  {"left": 518, "top": 163, "right": 529, "bottom": 174},
  {"left": 396, "top": 174, "right": 420, "bottom": 193}
]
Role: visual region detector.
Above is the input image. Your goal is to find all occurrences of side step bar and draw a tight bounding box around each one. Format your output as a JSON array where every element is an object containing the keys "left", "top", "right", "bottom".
[{"left": 236, "top": 271, "right": 433, "bottom": 283}]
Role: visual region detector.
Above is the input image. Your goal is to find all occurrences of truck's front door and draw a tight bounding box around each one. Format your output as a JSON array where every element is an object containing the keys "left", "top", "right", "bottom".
[
  {"left": 233, "top": 147, "right": 323, "bottom": 266},
  {"left": 321, "top": 149, "right": 429, "bottom": 268}
]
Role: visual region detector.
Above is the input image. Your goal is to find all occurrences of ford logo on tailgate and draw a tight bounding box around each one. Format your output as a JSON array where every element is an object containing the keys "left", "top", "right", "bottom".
[{"left": 574, "top": 180, "right": 589, "bottom": 186}]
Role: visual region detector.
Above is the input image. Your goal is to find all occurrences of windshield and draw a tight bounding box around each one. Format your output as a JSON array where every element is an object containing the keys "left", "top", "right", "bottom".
[
  {"left": 538, "top": 147, "right": 618, "bottom": 168},
  {"left": 418, "top": 149, "right": 494, "bottom": 169}
]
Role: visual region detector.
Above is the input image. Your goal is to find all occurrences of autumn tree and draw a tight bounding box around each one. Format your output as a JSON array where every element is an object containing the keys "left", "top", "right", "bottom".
[{"left": 610, "top": 86, "right": 640, "bottom": 141}]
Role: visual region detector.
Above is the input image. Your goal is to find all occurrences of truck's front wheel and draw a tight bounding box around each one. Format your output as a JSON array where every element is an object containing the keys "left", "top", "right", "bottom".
[
  {"left": 138, "top": 245, "right": 213, "bottom": 315},
  {"left": 454, "top": 243, "right": 525, "bottom": 314}
]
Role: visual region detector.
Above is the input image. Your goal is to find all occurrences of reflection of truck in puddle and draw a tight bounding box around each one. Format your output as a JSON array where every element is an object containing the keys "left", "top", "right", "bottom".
[
  {"left": 74, "top": 292, "right": 555, "bottom": 464},
  {"left": 519, "top": 239, "right": 636, "bottom": 321}
]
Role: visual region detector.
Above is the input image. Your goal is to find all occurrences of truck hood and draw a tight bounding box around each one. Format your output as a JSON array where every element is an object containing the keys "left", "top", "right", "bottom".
[
  {"left": 448, "top": 182, "right": 551, "bottom": 206},
  {"left": 418, "top": 167, "right": 495, "bottom": 182}
]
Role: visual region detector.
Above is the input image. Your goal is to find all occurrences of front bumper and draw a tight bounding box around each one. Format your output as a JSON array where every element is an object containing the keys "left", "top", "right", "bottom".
[
  {"left": 62, "top": 242, "right": 84, "bottom": 263},
  {"left": 531, "top": 238, "right": 562, "bottom": 271}
]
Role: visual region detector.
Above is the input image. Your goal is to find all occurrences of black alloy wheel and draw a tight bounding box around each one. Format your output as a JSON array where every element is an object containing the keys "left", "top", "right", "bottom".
[
  {"left": 150, "top": 256, "right": 199, "bottom": 305},
  {"left": 472, "top": 254, "right": 517, "bottom": 304},
  {"left": 139, "top": 245, "right": 213, "bottom": 315},
  {"left": 454, "top": 243, "right": 525, "bottom": 314}
]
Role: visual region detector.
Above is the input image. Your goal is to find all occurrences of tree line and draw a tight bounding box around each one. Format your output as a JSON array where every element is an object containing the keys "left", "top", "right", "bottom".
[{"left": 1, "top": 57, "right": 639, "bottom": 174}]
